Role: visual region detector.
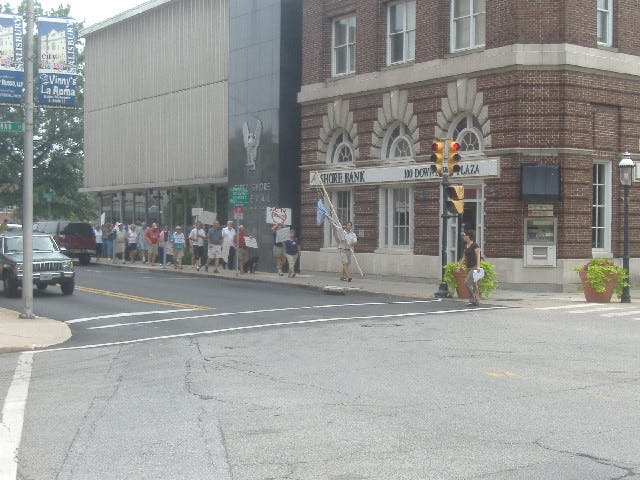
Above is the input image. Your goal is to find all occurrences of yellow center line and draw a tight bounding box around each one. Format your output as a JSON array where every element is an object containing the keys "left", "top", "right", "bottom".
[{"left": 75, "top": 285, "right": 213, "bottom": 310}]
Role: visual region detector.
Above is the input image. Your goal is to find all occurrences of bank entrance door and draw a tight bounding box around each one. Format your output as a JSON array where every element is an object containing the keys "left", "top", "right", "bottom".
[{"left": 445, "top": 184, "right": 483, "bottom": 264}]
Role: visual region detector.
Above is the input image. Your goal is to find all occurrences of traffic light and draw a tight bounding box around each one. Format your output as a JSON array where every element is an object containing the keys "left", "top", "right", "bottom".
[
  {"left": 430, "top": 140, "right": 445, "bottom": 175},
  {"left": 446, "top": 185, "right": 464, "bottom": 215},
  {"left": 448, "top": 140, "right": 461, "bottom": 175}
]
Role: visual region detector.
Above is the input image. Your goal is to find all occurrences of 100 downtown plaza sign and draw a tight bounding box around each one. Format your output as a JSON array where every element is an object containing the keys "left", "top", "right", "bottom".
[{"left": 310, "top": 158, "right": 500, "bottom": 186}]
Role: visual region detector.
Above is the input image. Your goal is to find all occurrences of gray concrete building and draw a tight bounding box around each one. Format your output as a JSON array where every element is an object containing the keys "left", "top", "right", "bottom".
[{"left": 81, "top": 0, "right": 301, "bottom": 267}]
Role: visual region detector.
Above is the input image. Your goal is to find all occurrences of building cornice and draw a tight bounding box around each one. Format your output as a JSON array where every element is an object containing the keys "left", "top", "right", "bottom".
[
  {"left": 79, "top": 177, "right": 228, "bottom": 194},
  {"left": 298, "top": 43, "right": 640, "bottom": 104}
]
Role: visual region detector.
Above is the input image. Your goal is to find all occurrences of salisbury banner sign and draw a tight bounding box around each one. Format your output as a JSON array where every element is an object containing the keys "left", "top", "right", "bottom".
[
  {"left": 0, "top": 14, "right": 24, "bottom": 104},
  {"left": 37, "top": 17, "right": 77, "bottom": 107},
  {"left": 310, "top": 158, "right": 500, "bottom": 186}
]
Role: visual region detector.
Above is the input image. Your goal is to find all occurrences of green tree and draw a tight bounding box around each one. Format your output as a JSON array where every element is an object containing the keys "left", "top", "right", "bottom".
[{"left": 0, "top": 1, "right": 97, "bottom": 221}]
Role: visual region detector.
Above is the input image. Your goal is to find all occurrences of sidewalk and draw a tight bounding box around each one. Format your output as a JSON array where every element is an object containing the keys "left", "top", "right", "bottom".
[{"left": 0, "top": 260, "right": 595, "bottom": 353}]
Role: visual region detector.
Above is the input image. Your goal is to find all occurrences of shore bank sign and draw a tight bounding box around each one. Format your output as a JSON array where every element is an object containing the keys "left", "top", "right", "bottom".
[
  {"left": 0, "top": 14, "right": 24, "bottom": 104},
  {"left": 37, "top": 17, "right": 77, "bottom": 107}
]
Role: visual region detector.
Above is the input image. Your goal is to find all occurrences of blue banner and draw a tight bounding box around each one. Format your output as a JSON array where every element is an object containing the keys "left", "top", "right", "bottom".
[
  {"left": 37, "top": 17, "right": 77, "bottom": 107},
  {"left": 0, "top": 14, "right": 24, "bottom": 104}
]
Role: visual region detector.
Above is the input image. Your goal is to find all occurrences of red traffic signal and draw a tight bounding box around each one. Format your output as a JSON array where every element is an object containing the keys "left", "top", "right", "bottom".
[{"left": 430, "top": 140, "right": 445, "bottom": 175}]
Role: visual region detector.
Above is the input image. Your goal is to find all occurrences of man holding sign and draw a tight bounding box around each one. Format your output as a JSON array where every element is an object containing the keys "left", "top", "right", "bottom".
[{"left": 271, "top": 222, "right": 287, "bottom": 275}]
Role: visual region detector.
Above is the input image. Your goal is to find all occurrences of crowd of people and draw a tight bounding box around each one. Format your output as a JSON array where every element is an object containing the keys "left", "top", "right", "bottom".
[
  {"left": 91, "top": 219, "right": 367, "bottom": 282},
  {"left": 91, "top": 220, "right": 263, "bottom": 274}
]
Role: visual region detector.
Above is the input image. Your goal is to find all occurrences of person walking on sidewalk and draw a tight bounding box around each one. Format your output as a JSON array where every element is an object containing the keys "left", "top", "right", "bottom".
[
  {"left": 284, "top": 228, "right": 300, "bottom": 278},
  {"left": 457, "top": 230, "right": 482, "bottom": 306},
  {"left": 335, "top": 221, "right": 357, "bottom": 282}
]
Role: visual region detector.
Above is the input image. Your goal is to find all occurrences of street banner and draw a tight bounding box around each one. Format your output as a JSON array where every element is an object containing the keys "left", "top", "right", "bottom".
[
  {"left": 37, "top": 17, "right": 77, "bottom": 107},
  {"left": 0, "top": 14, "right": 24, "bottom": 104}
]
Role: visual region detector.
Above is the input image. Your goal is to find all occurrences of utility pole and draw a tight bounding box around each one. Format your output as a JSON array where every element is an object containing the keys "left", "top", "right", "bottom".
[{"left": 20, "top": 0, "right": 35, "bottom": 318}]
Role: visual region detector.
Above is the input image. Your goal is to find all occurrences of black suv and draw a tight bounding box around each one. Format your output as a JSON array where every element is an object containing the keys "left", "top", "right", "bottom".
[
  {"left": 33, "top": 220, "right": 96, "bottom": 265},
  {"left": 0, "top": 232, "right": 75, "bottom": 297}
]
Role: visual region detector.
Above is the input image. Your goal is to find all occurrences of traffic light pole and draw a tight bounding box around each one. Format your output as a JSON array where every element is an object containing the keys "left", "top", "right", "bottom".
[{"left": 435, "top": 172, "right": 452, "bottom": 298}]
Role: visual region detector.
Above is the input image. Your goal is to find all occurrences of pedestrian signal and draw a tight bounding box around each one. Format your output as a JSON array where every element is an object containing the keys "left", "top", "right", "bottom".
[
  {"left": 446, "top": 185, "right": 464, "bottom": 215},
  {"left": 448, "top": 140, "right": 461, "bottom": 175},
  {"left": 430, "top": 140, "right": 445, "bottom": 176}
]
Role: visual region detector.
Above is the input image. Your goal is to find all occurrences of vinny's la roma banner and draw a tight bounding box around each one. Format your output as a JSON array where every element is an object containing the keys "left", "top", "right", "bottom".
[{"left": 37, "top": 17, "right": 77, "bottom": 107}]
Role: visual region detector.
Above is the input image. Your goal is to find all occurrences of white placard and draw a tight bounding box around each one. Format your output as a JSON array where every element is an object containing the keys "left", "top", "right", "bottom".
[
  {"left": 266, "top": 207, "right": 291, "bottom": 225},
  {"left": 200, "top": 210, "right": 217, "bottom": 225},
  {"left": 192, "top": 207, "right": 204, "bottom": 217},
  {"left": 245, "top": 236, "right": 258, "bottom": 249},
  {"left": 275, "top": 226, "right": 290, "bottom": 243}
]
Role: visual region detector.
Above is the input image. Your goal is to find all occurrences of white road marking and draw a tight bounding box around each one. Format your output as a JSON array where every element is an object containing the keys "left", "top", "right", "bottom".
[
  {"left": 66, "top": 309, "right": 200, "bottom": 324},
  {"left": 535, "top": 304, "right": 600, "bottom": 310},
  {"left": 0, "top": 352, "right": 34, "bottom": 480},
  {"left": 38, "top": 306, "right": 509, "bottom": 353},
  {"left": 566, "top": 307, "right": 622, "bottom": 314},
  {"left": 601, "top": 310, "right": 640, "bottom": 317},
  {"left": 85, "top": 300, "right": 443, "bottom": 330}
]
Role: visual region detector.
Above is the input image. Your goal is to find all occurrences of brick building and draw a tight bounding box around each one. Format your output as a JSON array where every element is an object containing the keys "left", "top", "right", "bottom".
[{"left": 298, "top": 0, "right": 640, "bottom": 290}]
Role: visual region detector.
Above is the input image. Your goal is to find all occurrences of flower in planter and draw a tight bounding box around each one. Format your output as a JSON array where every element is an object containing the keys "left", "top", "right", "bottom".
[{"left": 573, "top": 258, "right": 628, "bottom": 297}]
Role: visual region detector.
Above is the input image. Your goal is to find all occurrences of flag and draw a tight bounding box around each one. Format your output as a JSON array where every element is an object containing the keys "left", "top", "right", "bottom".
[{"left": 316, "top": 199, "right": 330, "bottom": 225}]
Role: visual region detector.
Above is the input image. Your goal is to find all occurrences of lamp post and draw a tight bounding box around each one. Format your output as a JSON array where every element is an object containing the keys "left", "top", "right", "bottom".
[{"left": 619, "top": 151, "right": 634, "bottom": 303}]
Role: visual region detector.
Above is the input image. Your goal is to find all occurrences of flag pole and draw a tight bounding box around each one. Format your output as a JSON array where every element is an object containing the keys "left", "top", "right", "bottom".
[{"left": 313, "top": 173, "right": 364, "bottom": 277}]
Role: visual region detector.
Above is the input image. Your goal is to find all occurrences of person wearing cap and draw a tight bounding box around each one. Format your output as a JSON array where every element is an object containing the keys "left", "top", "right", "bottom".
[
  {"left": 145, "top": 222, "right": 160, "bottom": 265},
  {"left": 114, "top": 223, "right": 127, "bottom": 264},
  {"left": 171, "top": 225, "right": 186, "bottom": 269}
]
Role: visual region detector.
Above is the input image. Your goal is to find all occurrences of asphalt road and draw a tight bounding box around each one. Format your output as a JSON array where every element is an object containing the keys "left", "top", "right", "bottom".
[{"left": 1, "top": 265, "right": 639, "bottom": 479}]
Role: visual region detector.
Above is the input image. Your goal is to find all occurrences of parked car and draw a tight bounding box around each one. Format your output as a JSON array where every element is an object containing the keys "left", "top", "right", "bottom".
[
  {"left": 33, "top": 220, "right": 96, "bottom": 265},
  {"left": 0, "top": 232, "right": 75, "bottom": 297}
]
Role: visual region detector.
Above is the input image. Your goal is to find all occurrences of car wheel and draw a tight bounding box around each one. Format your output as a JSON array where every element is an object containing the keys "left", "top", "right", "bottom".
[
  {"left": 3, "top": 274, "right": 19, "bottom": 298},
  {"left": 36, "top": 283, "right": 48, "bottom": 291},
  {"left": 61, "top": 278, "right": 75, "bottom": 295},
  {"left": 79, "top": 254, "right": 91, "bottom": 266}
]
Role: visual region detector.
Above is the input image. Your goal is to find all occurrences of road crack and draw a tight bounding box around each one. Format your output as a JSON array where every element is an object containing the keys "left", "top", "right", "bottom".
[{"left": 535, "top": 440, "right": 639, "bottom": 478}]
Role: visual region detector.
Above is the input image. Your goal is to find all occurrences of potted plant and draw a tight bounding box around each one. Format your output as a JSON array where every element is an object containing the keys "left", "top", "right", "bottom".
[
  {"left": 574, "top": 258, "right": 628, "bottom": 303},
  {"left": 443, "top": 260, "right": 497, "bottom": 300}
]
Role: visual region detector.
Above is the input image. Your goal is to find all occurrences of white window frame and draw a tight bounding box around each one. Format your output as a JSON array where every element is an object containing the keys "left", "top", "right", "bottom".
[
  {"left": 326, "top": 130, "right": 355, "bottom": 165},
  {"left": 450, "top": 0, "right": 486, "bottom": 52},
  {"left": 332, "top": 16, "right": 356, "bottom": 76},
  {"left": 382, "top": 122, "right": 414, "bottom": 163},
  {"left": 450, "top": 113, "right": 484, "bottom": 157},
  {"left": 387, "top": 0, "right": 416, "bottom": 65},
  {"left": 597, "top": 0, "right": 613, "bottom": 46},
  {"left": 592, "top": 161, "right": 612, "bottom": 256},
  {"left": 379, "top": 186, "right": 413, "bottom": 250},
  {"left": 323, "top": 190, "right": 354, "bottom": 248}
]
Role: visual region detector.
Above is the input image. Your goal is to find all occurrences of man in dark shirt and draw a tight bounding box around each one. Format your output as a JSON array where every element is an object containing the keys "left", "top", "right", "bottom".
[{"left": 206, "top": 220, "right": 223, "bottom": 273}]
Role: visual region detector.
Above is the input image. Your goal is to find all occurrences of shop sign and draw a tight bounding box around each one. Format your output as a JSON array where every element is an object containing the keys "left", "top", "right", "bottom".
[
  {"left": 527, "top": 204, "right": 554, "bottom": 217},
  {"left": 310, "top": 158, "right": 500, "bottom": 186}
]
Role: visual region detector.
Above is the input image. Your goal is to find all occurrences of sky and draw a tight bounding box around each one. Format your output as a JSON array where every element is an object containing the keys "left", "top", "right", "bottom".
[{"left": 8, "top": 0, "right": 149, "bottom": 28}]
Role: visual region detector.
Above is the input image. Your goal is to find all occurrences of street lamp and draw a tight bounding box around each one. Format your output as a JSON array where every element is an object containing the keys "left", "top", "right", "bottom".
[{"left": 618, "top": 151, "right": 634, "bottom": 303}]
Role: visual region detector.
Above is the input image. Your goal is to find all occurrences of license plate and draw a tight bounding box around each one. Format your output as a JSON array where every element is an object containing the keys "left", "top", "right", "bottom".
[{"left": 40, "top": 273, "right": 52, "bottom": 281}]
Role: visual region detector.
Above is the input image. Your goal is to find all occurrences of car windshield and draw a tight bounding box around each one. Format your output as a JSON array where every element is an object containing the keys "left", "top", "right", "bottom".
[{"left": 4, "top": 235, "right": 58, "bottom": 253}]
